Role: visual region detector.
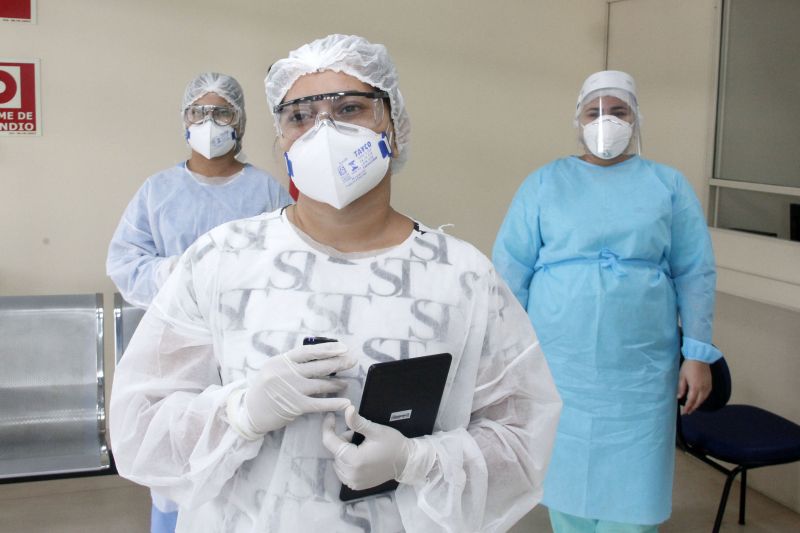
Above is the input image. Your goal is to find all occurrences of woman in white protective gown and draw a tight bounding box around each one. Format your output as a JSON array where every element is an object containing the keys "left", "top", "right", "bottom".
[{"left": 110, "top": 34, "right": 562, "bottom": 533}]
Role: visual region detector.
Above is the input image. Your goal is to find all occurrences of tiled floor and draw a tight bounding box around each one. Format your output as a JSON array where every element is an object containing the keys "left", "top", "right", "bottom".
[
  {"left": 0, "top": 475, "right": 150, "bottom": 533},
  {"left": 1, "top": 451, "right": 798, "bottom": 532}
]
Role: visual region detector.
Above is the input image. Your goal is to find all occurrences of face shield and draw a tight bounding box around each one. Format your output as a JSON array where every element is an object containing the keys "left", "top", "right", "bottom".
[{"left": 576, "top": 88, "right": 640, "bottom": 160}]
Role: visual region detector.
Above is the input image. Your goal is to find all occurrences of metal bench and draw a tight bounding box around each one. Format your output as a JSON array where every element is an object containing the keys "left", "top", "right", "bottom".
[
  {"left": 0, "top": 294, "right": 112, "bottom": 482},
  {"left": 112, "top": 292, "right": 145, "bottom": 365}
]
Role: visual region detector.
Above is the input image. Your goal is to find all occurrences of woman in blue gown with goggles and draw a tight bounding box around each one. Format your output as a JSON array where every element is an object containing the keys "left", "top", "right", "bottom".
[{"left": 493, "top": 70, "right": 722, "bottom": 532}]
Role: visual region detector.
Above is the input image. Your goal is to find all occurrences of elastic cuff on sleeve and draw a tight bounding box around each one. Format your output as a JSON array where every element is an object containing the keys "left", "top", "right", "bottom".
[
  {"left": 154, "top": 256, "right": 180, "bottom": 289},
  {"left": 397, "top": 437, "right": 436, "bottom": 486},
  {"left": 681, "top": 336, "right": 723, "bottom": 363},
  {"left": 225, "top": 388, "right": 264, "bottom": 441}
]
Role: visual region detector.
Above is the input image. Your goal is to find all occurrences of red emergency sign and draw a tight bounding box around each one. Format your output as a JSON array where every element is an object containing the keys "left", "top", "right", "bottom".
[
  {"left": 1, "top": 0, "right": 35, "bottom": 22},
  {"left": 0, "top": 59, "right": 41, "bottom": 135}
]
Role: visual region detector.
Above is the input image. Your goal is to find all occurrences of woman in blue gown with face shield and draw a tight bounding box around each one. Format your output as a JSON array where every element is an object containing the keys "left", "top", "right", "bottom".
[{"left": 493, "top": 70, "right": 722, "bottom": 532}]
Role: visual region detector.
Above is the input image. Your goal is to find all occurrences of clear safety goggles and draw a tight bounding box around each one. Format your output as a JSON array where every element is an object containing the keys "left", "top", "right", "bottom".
[
  {"left": 274, "top": 90, "right": 389, "bottom": 141},
  {"left": 183, "top": 104, "right": 240, "bottom": 127}
]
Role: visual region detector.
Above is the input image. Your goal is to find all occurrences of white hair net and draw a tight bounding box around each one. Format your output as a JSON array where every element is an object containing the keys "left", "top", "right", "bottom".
[
  {"left": 182, "top": 72, "right": 247, "bottom": 143},
  {"left": 265, "top": 34, "right": 410, "bottom": 172},
  {"left": 573, "top": 70, "right": 640, "bottom": 126}
]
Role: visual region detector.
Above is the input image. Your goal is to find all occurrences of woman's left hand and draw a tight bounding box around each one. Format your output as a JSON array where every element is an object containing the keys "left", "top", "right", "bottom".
[{"left": 678, "top": 360, "right": 712, "bottom": 415}]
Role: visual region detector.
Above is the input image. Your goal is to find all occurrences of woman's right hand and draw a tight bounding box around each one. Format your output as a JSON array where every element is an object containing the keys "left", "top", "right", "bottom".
[
  {"left": 227, "top": 342, "right": 356, "bottom": 438},
  {"left": 678, "top": 359, "right": 712, "bottom": 415}
]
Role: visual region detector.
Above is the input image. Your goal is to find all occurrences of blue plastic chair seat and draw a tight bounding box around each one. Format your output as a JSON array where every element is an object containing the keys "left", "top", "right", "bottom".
[{"left": 681, "top": 404, "right": 800, "bottom": 466}]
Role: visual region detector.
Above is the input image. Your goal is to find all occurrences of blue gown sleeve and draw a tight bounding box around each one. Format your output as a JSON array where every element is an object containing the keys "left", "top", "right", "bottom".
[
  {"left": 492, "top": 175, "right": 542, "bottom": 311},
  {"left": 268, "top": 180, "right": 294, "bottom": 211},
  {"left": 668, "top": 172, "right": 722, "bottom": 363},
  {"left": 106, "top": 181, "right": 172, "bottom": 309}
]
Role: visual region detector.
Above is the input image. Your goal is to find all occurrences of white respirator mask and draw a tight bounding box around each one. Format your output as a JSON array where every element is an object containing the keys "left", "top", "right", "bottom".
[
  {"left": 284, "top": 118, "right": 393, "bottom": 210},
  {"left": 582, "top": 116, "right": 633, "bottom": 160},
  {"left": 186, "top": 120, "right": 237, "bottom": 159}
]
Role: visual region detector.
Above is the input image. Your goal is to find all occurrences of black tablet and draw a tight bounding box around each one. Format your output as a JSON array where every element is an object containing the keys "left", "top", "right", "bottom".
[{"left": 339, "top": 352, "right": 452, "bottom": 502}]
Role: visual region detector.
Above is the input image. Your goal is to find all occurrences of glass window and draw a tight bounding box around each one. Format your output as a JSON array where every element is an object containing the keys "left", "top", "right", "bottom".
[{"left": 711, "top": 0, "right": 800, "bottom": 242}]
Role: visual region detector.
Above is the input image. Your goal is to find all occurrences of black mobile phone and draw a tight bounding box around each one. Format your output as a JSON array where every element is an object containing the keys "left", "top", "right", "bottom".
[
  {"left": 302, "top": 336, "right": 339, "bottom": 376},
  {"left": 302, "top": 336, "right": 337, "bottom": 346}
]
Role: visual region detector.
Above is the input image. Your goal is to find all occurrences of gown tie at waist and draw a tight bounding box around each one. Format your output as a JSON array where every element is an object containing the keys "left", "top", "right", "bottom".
[{"left": 537, "top": 248, "right": 668, "bottom": 278}]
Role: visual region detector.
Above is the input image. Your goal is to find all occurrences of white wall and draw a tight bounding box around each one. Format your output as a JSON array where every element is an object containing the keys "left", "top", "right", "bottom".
[{"left": 607, "top": 0, "right": 800, "bottom": 512}]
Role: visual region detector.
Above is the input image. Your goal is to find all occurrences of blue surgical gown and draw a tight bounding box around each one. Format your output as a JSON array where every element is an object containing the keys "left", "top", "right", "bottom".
[
  {"left": 107, "top": 162, "right": 292, "bottom": 309},
  {"left": 492, "top": 155, "right": 721, "bottom": 525}
]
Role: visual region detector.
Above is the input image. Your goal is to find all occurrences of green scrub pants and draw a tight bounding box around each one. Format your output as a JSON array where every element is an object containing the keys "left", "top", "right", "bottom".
[{"left": 549, "top": 508, "right": 659, "bottom": 533}]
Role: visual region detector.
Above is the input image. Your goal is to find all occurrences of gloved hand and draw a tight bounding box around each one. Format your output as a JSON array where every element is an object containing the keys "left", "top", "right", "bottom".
[
  {"left": 322, "top": 405, "right": 424, "bottom": 490},
  {"left": 227, "top": 341, "right": 356, "bottom": 439}
]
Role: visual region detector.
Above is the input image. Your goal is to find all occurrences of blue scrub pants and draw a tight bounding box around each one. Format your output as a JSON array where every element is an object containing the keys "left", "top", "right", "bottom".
[
  {"left": 549, "top": 509, "right": 658, "bottom": 533},
  {"left": 151, "top": 504, "right": 178, "bottom": 533}
]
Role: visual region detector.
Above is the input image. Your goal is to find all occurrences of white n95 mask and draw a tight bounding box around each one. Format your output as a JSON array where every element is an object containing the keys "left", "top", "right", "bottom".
[
  {"left": 582, "top": 116, "right": 633, "bottom": 160},
  {"left": 186, "top": 121, "right": 237, "bottom": 159},
  {"left": 284, "top": 120, "right": 392, "bottom": 210}
]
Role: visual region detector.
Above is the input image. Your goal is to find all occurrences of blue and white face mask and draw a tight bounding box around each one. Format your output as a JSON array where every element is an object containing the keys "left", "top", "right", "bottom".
[
  {"left": 284, "top": 118, "right": 392, "bottom": 209},
  {"left": 186, "top": 120, "right": 237, "bottom": 160}
]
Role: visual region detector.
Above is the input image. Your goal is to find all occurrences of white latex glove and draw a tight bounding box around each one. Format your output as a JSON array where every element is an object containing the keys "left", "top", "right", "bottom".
[
  {"left": 227, "top": 342, "right": 356, "bottom": 439},
  {"left": 322, "top": 405, "right": 435, "bottom": 490}
]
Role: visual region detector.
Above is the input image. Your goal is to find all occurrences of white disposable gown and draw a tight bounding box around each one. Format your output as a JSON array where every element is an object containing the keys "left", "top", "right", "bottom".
[
  {"left": 492, "top": 155, "right": 721, "bottom": 525},
  {"left": 106, "top": 163, "right": 292, "bottom": 309},
  {"left": 110, "top": 209, "right": 562, "bottom": 533}
]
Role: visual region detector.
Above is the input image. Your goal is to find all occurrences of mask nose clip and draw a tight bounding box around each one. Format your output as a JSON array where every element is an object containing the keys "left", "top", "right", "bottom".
[{"left": 315, "top": 112, "right": 335, "bottom": 128}]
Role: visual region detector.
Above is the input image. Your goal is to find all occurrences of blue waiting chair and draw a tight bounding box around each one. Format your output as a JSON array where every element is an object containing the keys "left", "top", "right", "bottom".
[{"left": 677, "top": 357, "right": 800, "bottom": 532}]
